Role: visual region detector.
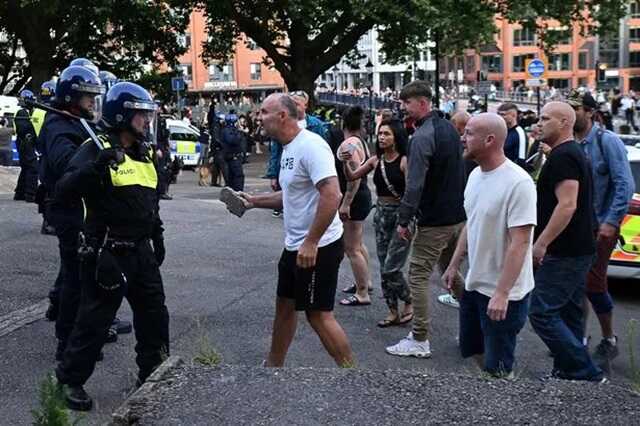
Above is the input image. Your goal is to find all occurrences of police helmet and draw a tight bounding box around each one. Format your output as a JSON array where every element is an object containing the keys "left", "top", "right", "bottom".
[
  {"left": 40, "top": 80, "right": 56, "bottom": 103},
  {"left": 102, "top": 82, "right": 158, "bottom": 139},
  {"left": 19, "top": 89, "right": 35, "bottom": 101},
  {"left": 69, "top": 58, "right": 99, "bottom": 76},
  {"left": 56, "top": 65, "right": 105, "bottom": 119},
  {"left": 99, "top": 71, "right": 118, "bottom": 90},
  {"left": 225, "top": 113, "right": 238, "bottom": 125}
]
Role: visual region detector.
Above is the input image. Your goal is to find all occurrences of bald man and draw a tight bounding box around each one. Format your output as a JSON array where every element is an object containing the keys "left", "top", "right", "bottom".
[
  {"left": 443, "top": 113, "right": 536, "bottom": 377},
  {"left": 527, "top": 102, "right": 604, "bottom": 382}
]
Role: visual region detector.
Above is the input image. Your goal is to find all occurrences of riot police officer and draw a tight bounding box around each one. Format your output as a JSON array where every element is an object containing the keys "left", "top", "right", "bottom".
[
  {"left": 36, "top": 80, "right": 58, "bottom": 237},
  {"left": 55, "top": 82, "right": 169, "bottom": 411},
  {"left": 69, "top": 57, "right": 99, "bottom": 76},
  {"left": 220, "top": 114, "right": 245, "bottom": 191},
  {"left": 13, "top": 90, "right": 39, "bottom": 202},
  {"left": 39, "top": 65, "right": 105, "bottom": 358},
  {"left": 155, "top": 115, "right": 173, "bottom": 199}
]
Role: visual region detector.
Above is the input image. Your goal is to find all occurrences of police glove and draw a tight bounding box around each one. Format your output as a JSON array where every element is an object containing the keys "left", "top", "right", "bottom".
[
  {"left": 95, "top": 148, "right": 125, "bottom": 170},
  {"left": 152, "top": 236, "right": 166, "bottom": 267}
]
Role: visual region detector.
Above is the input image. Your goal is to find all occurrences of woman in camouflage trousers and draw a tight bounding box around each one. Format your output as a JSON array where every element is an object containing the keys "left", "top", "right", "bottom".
[{"left": 340, "top": 119, "right": 414, "bottom": 327}]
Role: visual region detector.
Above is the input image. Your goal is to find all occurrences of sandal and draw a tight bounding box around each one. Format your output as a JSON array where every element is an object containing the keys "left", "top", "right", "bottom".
[
  {"left": 399, "top": 312, "right": 414, "bottom": 324},
  {"left": 377, "top": 316, "right": 400, "bottom": 328},
  {"left": 341, "top": 284, "right": 373, "bottom": 294},
  {"left": 339, "top": 295, "right": 371, "bottom": 306}
]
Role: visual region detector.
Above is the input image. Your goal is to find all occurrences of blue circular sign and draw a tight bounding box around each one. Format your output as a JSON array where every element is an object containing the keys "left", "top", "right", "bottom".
[{"left": 527, "top": 59, "right": 545, "bottom": 78}]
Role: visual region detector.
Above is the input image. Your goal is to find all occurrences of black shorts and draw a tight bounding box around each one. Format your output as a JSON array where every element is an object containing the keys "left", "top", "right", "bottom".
[
  {"left": 277, "top": 237, "right": 344, "bottom": 311},
  {"left": 348, "top": 188, "right": 372, "bottom": 221}
]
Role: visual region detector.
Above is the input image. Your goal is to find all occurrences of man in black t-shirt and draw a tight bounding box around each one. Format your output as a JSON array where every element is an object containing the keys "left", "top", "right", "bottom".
[{"left": 528, "top": 102, "right": 604, "bottom": 382}]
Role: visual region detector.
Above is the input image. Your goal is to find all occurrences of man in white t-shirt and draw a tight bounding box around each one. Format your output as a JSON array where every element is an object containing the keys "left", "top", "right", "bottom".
[
  {"left": 443, "top": 112, "right": 537, "bottom": 377},
  {"left": 237, "top": 93, "right": 353, "bottom": 367}
]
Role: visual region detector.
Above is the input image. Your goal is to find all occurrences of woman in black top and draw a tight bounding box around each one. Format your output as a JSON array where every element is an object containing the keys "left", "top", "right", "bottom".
[
  {"left": 336, "top": 106, "right": 373, "bottom": 307},
  {"left": 340, "top": 119, "right": 414, "bottom": 327}
]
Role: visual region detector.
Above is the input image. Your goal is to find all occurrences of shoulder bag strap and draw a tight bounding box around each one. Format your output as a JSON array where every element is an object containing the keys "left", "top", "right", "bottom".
[{"left": 379, "top": 157, "right": 401, "bottom": 199}]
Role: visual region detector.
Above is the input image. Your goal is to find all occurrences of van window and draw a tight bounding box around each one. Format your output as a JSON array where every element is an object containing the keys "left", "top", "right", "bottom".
[{"left": 169, "top": 126, "right": 198, "bottom": 142}]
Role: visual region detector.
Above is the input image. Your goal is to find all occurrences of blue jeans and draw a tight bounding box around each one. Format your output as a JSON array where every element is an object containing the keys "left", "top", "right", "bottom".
[
  {"left": 459, "top": 290, "right": 530, "bottom": 375},
  {"left": 529, "top": 255, "right": 603, "bottom": 381}
]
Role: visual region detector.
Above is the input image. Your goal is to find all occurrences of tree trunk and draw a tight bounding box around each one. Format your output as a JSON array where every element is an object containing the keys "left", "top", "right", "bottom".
[{"left": 284, "top": 72, "right": 320, "bottom": 110}]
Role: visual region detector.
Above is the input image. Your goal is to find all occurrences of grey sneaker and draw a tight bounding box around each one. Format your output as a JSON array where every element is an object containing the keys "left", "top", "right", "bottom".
[
  {"left": 437, "top": 293, "right": 460, "bottom": 309},
  {"left": 592, "top": 337, "right": 619, "bottom": 370}
]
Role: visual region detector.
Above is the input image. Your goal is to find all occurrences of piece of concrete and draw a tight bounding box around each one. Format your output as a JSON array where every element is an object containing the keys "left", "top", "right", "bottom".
[
  {"left": 111, "top": 362, "right": 640, "bottom": 425},
  {"left": 0, "top": 166, "right": 18, "bottom": 194}
]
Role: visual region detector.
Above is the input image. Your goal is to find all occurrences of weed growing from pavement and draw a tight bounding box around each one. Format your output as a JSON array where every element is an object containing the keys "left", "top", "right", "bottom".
[
  {"left": 194, "top": 334, "right": 222, "bottom": 367},
  {"left": 340, "top": 358, "right": 357, "bottom": 369},
  {"left": 32, "top": 374, "right": 82, "bottom": 426},
  {"left": 627, "top": 319, "right": 640, "bottom": 394}
]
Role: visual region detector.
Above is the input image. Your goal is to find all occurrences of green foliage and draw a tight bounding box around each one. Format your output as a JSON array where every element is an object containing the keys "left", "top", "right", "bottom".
[
  {"left": 0, "top": 0, "right": 192, "bottom": 91},
  {"left": 31, "top": 374, "right": 81, "bottom": 426},
  {"left": 197, "top": 0, "right": 628, "bottom": 92},
  {"left": 193, "top": 335, "right": 222, "bottom": 367},
  {"left": 137, "top": 69, "right": 182, "bottom": 104}
]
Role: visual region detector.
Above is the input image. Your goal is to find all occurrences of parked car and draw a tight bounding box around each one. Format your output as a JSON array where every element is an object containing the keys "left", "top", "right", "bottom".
[
  {"left": 165, "top": 118, "right": 202, "bottom": 168},
  {"left": 609, "top": 145, "right": 640, "bottom": 279}
]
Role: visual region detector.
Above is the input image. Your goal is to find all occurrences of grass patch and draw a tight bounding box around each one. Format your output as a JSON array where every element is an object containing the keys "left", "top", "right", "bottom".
[
  {"left": 193, "top": 335, "right": 222, "bottom": 367},
  {"left": 31, "top": 374, "right": 82, "bottom": 426},
  {"left": 339, "top": 358, "right": 357, "bottom": 369},
  {"left": 627, "top": 319, "right": 640, "bottom": 394}
]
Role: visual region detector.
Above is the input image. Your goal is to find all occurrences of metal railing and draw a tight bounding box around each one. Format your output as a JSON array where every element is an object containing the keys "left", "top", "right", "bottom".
[{"left": 317, "top": 92, "right": 401, "bottom": 112}]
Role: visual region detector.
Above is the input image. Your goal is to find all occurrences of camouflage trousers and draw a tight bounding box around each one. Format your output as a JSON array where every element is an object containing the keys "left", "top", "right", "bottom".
[{"left": 373, "top": 202, "right": 414, "bottom": 311}]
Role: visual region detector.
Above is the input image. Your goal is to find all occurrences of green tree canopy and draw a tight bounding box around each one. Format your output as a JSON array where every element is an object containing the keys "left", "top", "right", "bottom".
[
  {"left": 197, "top": 0, "right": 628, "bottom": 100},
  {"left": 0, "top": 0, "right": 192, "bottom": 94}
]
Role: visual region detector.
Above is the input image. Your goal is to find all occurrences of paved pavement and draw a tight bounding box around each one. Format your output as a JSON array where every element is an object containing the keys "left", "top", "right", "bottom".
[{"left": 0, "top": 154, "right": 640, "bottom": 424}]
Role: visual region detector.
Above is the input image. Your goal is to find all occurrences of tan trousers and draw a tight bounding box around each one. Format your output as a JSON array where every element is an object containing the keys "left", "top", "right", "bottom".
[{"left": 408, "top": 223, "right": 465, "bottom": 342}]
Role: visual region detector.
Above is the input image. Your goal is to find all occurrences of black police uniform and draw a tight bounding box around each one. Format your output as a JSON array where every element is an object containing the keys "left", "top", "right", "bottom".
[
  {"left": 13, "top": 108, "right": 39, "bottom": 201},
  {"left": 155, "top": 117, "right": 171, "bottom": 197},
  {"left": 55, "top": 133, "right": 169, "bottom": 387},
  {"left": 220, "top": 125, "right": 245, "bottom": 191},
  {"left": 39, "top": 110, "right": 88, "bottom": 349}
]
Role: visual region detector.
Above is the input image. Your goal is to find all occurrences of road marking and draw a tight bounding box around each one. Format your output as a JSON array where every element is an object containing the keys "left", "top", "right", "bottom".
[{"left": 0, "top": 299, "right": 48, "bottom": 338}]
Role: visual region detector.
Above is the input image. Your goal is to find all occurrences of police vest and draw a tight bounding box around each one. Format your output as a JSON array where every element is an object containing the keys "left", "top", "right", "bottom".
[
  {"left": 99, "top": 137, "right": 157, "bottom": 189},
  {"left": 31, "top": 108, "right": 46, "bottom": 137}
]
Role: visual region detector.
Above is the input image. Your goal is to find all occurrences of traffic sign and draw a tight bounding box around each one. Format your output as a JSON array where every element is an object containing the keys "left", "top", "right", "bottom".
[
  {"left": 476, "top": 80, "right": 493, "bottom": 96},
  {"left": 525, "top": 58, "right": 547, "bottom": 79},
  {"left": 526, "top": 78, "right": 545, "bottom": 87},
  {"left": 171, "top": 77, "right": 185, "bottom": 92}
]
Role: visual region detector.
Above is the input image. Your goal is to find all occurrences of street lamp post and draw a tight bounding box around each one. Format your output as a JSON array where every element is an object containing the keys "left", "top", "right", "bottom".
[{"left": 366, "top": 59, "right": 374, "bottom": 144}]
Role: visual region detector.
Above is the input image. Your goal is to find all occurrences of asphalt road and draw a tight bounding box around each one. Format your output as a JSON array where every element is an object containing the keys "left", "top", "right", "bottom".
[{"left": 1, "top": 154, "right": 639, "bottom": 424}]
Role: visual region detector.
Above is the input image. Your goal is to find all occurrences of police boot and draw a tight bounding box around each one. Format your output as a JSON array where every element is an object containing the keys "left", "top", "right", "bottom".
[
  {"left": 105, "top": 326, "right": 118, "bottom": 343},
  {"left": 40, "top": 220, "right": 56, "bottom": 235},
  {"left": 62, "top": 385, "right": 93, "bottom": 412},
  {"left": 113, "top": 317, "right": 132, "bottom": 334}
]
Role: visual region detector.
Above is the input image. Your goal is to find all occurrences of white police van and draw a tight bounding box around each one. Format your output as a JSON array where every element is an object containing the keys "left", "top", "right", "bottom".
[{"left": 165, "top": 119, "right": 202, "bottom": 168}]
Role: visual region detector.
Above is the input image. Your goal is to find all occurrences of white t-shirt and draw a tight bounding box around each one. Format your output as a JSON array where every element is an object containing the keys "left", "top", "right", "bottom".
[
  {"left": 464, "top": 159, "right": 537, "bottom": 301},
  {"left": 279, "top": 129, "right": 343, "bottom": 251}
]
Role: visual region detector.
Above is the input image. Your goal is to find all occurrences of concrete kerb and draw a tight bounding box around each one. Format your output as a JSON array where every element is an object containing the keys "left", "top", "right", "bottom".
[{"left": 110, "top": 355, "right": 184, "bottom": 426}]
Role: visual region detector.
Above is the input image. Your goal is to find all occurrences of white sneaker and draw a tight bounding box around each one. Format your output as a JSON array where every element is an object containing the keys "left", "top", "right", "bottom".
[
  {"left": 385, "top": 332, "right": 432, "bottom": 358},
  {"left": 437, "top": 293, "right": 460, "bottom": 309}
]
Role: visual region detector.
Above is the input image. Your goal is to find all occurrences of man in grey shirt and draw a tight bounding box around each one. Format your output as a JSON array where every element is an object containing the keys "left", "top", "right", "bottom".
[{"left": 386, "top": 81, "right": 466, "bottom": 358}]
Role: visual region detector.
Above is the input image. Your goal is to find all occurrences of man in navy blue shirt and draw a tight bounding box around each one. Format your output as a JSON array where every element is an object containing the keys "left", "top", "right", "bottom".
[{"left": 498, "top": 103, "right": 528, "bottom": 169}]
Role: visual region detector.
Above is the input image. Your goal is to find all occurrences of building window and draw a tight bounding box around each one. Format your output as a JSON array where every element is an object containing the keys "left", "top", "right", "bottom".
[
  {"left": 548, "top": 53, "right": 571, "bottom": 71},
  {"left": 177, "top": 34, "right": 191, "bottom": 49},
  {"left": 513, "top": 27, "right": 535, "bottom": 46},
  {"left": 178, "top": 63, "right": 192, "bottom": 82},
  {"left": 578, "top": 52, "right": 589, "bottom": 70},
  {"left": 246, "top": 38, "right": 259, "bottom": 50},
  {"left": 630, "top": 51, "right": 640, "bottom": 67},
  {"left": 600, "top": 51, "right": 620, "bottom": 69},
  {"left": 464, "top": 55, "right": 475, "bottom": 74},
  {"left": 549, "top": 28, "right": 572, "bottom": 45},
  {"left": 208, "top": 63, "right": 234, "bottom": 81},
  {"left": 547, "top": 79, "right": 571, "bottom": 89},
  {"left": 632, "top": 1, "right": 640, "bottom": 18},
  {"left": 250, "top": 63, "right": 262, "bottom": 80},
  {"left": 481, "top": 54, "right": 503, "bottom": 73},
  {"left": 512, "top": 54, "right": 535, "bottom": 72},
  {"left": 631, "top": 28, "right": 640, "bottom": 43}
]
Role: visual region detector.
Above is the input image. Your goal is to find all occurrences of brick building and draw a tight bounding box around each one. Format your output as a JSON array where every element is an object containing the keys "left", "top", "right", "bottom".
[
  {"left": 441, "top": 2, "right": 640, "bottom": 93},
  {"left": 176, "top": 10, "right": 285, "bottom": 99}
]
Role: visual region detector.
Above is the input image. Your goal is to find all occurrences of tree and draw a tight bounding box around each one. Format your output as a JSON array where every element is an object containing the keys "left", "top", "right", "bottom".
[
  {"left": 198, "top": 0, "right": 628, "bottom": 101},
  {"left": 0, "top": 0, "right": 192, "bottom": 93}
]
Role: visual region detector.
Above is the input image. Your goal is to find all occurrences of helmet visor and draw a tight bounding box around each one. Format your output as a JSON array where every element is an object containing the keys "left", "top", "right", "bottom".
[{"left": 131, "top": 110, "right": 158, "bottom": 144}]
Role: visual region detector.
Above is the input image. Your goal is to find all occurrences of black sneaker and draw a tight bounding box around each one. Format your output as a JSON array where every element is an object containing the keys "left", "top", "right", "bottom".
[
  {"left": 45, "top": 302, "right": 58, "bottom": 321},
  {"left": 592, "top": 337, "right": 619, "bottom": 370},
  {"left": 105, "top": 327, "right": 118, "bottom": 343},
  {"left": 63, "top": 385, "right": 93, "bottom": 411},
  {"left": 159, "top": 193, "right": 173, "bottom": 200},
  {"left": 112, "top": 317, "right": 132, "bottom": 334}
]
